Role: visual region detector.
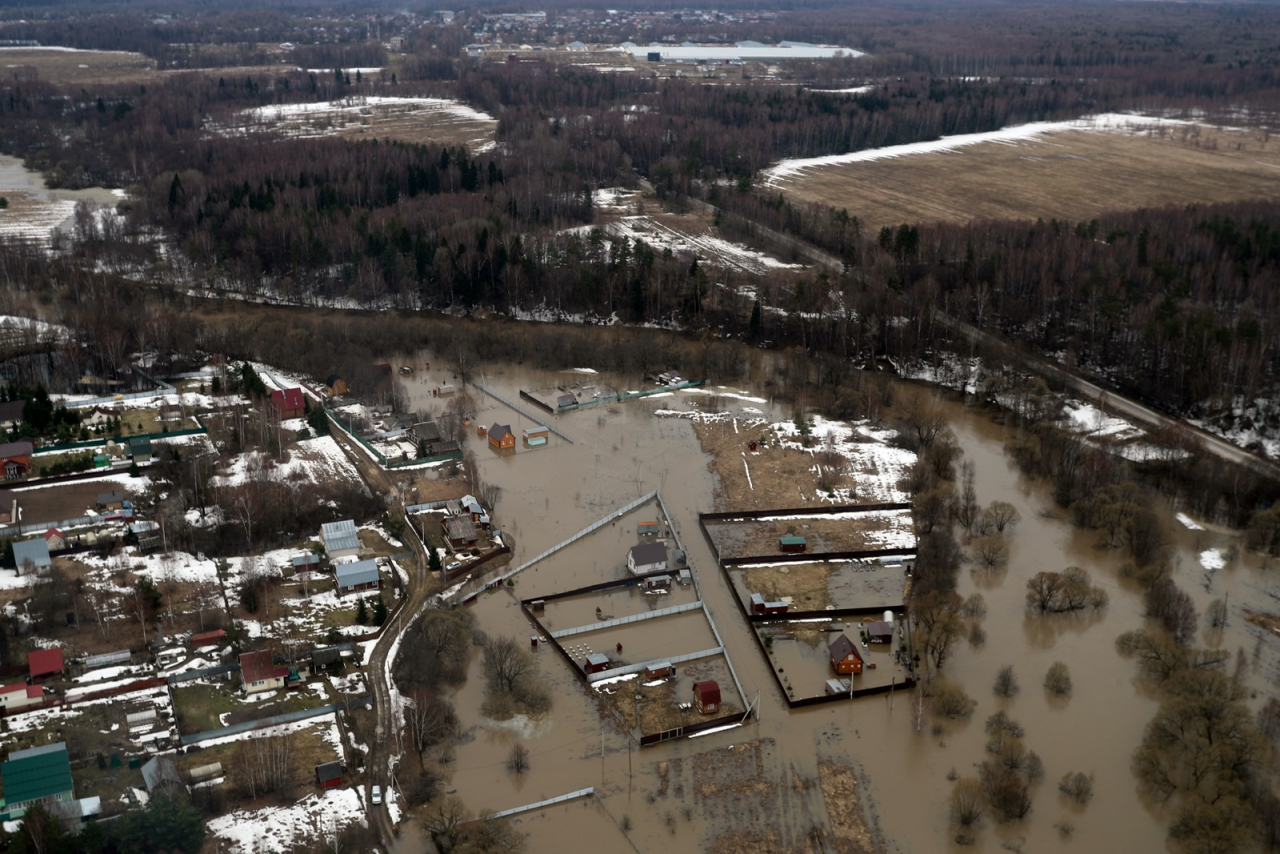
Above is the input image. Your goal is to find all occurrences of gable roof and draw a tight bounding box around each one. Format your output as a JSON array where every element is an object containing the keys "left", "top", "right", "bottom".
[
  {"left": 488, "top": 424, "right": 512, "bottom": 442},
  {"left": 239, "top": 650, "right": 288, "bottom": 684},
  {"left": 270, "top": 388, "right": 306, "bottom": 412},
  {"left": 828, "top": 633, "right": 863, "bottom": 663},
  {"left": 320, "top": 519, "right": 360, "bottom": 553},
  {"left": 316, "top": 761, "right": 342, "bottom": 782},
  {"left": 693, "top": 680, "right": 721, "bottom": 704},
  {"left": 0, "top": 441, "right": 33, "bottom": 458},
  {"left": 141, "top": 756, "right": 182, "bottom": 792},
  {"left": 335, "top": 559, "right": 380, "bottom": 589},
  {"left": 98, "top": 490, "right": 125, "bottom": 504},
  {"left": 13, "top": 538, "right": 51, "bottom": 569},
  {"left": 42, "top": 528, "right": 64, "bottom": 543},
  {"left": 443, "top": 515, "right": 477, "bottom": 542},
  {"left": 556, "top": 393, "right": 577, "bottom": 408},
  {"left": 0, "top": 400, "right": 24, "bottom": 423},
  {"left": 1, "top": 742, "right": 72, "bottom": 806},
  {"left": 28, "top": 648, "right": 64, "bottom": 677},
  {"left": 629, "top": 542, "right": 667, "bottom": 566}
]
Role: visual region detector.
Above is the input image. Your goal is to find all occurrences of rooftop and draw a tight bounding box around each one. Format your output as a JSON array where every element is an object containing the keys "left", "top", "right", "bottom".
[
  {"left": 28, "top": 647, "right": 63, "bottom": 677},
  {"left": 629, "top": 542, "right": 667, "bottom": 566},
  {"left": 240, "top": 650, "right": 288, "bottom": 684},
  {"left": 334, "top": 559, "right": 380, "bottom": 589},
  {"left": 13, "top": 538, "right": 51, "bottom": 569},
  {"left": 1, "top": 742, "right": 72, "bottom": 807}
]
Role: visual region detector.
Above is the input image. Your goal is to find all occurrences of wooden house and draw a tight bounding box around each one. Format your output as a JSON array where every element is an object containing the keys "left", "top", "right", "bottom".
[
  {"left": 325, "top": 375, "right": 349, "bottom": 396},
  {"left": 270, "top": 388, "right": 307, "bottom": 419},
  {"left": 334, "top": 560, "right": 381, "bottom": 594},
  {"left": 240, "top": 650, "right": 288, "bottom": 694},
  {"left": 444, "top": 514, "right": 478, "bottom": 548},
  {"left": 41, "top": 528, "right": 66, "bottom": 551},
  {"left": 693, "top": 680, "right": 721, "bottom": 714},
  {"left": 316, "top": 762, "right": 343, "bottom": 790},
  {"left": 584, "top": 653, "right": 611, "bottom": 675},
  {"left": 97, "top": 490, "right": 126, "bottom": 510},
  {"left": 13, "top": 538, "right": 51, "bottom": 575},
  {"left": 779, "top": 535, "right": 807, "bottom": 553},
  {"left": 828, "top": 634, "right": 864, "bottom": 676},
  {"left": 141, "top": 757, "right": 182, "bottom": 795},
  {"left": 1, "top": 743, "right": 74, "bottom": 818},
  {"left": 487, "top": 424, "right": 515, "bottom": 450},
  {"left": 0, "top": 441, "right": 33, "bottom": 480}
]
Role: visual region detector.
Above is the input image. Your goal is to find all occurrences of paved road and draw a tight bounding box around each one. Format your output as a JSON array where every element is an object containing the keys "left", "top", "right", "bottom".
[{"left": 327, "top": 425, "right": 435, "bottom": 849}]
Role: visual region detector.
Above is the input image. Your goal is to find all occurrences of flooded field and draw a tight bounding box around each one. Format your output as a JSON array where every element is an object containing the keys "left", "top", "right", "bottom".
[
  {"left": 0, "top": 154, "right": 122, "bottom": 245},
  {"left": 386, "top": 357, "right": 1278, "bottom": 853}
]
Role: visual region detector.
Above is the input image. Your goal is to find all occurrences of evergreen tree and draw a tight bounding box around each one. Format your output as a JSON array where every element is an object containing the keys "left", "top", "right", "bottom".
[{"left": 355, "top": 597, "right": 369, "bottom": 625}]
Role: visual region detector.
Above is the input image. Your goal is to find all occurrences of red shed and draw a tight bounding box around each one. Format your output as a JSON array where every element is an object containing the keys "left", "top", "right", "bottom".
[
  {"left": 584, "top": 653, "right": 611, "bottom": 675},
  {"left": 28, "top": 647, "right": 64, "bottom": 681},
  {"left": 693, "top": 680, "right": 721, "bottom": 714},
  {"left": 316, "top": 761, "right": 342, "bottom": 789},
  {"left": 189, "top": 629, "right": 228, "bottom": 647},
  {"left": 828, "top": 634, "right": 864, "bottom": 676}
]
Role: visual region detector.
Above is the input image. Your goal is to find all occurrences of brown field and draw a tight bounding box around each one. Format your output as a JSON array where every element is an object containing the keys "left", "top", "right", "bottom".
[
  {"left": 0, "top": 48, "right": 157, "bottom": 84},
  {"left": 742, "top": 563, "right": 833, "bottom": 610},
  {"left": 772, "top": 125, "right": 1280, "bottom": 229},
  {"left": 694, "top": 420, "right": 851, "bottom": 511}
]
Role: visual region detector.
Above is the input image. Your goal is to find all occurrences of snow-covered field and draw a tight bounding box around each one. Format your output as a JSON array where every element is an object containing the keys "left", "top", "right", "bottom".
[
  {"left": 207, "top": 776, "right": 366, "bottom": 853},
  {"left": 771, "top": 415, "right": 917, "bottom": 504},
  {"left": 209, "top": 435, "right": 364, "bottom": 489}
]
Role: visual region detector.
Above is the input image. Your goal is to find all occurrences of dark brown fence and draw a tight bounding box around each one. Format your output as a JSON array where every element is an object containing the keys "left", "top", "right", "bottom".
[{"left": 519, "top": 390, "right": 556, "bottom": 414}]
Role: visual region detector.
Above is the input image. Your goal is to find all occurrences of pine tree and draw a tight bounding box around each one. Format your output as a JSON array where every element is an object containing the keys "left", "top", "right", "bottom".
[{"left": 355, "top": 597, "right": 368, "bottom": 625}]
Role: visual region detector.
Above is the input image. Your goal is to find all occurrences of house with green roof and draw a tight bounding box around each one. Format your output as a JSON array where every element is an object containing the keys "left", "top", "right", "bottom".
[{"left": 1, "top": 742, "right": 74, "bottom": 818}]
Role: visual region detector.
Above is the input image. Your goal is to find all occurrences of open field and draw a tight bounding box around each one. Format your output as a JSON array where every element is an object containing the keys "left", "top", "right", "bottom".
[
  {"left": 704, "top": 509, "right": 915, "bottom": 561},
  {"left": 768, "top": 122, "right": 1280, "bottom": 229},
  {"left": 0, "top": 47, "right": 155, "bottom": 84},
  {"left": 230, "top": 96, "right": 499, "bottom": 152}
]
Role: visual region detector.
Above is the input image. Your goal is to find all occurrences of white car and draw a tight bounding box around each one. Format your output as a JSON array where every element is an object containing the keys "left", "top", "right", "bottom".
[
  {"left": 370, "top": 785, "right": 383, "bottom": 806},
  {"left": 445, "top": 560, "right": 462, "bottom": 572}
]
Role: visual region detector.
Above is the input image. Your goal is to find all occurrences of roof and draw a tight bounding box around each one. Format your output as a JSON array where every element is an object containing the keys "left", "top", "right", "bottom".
[
  {"left": 693, "top": 680, "right": 721, "bottom": 704},
  {"left": 316, "top": 761, "right": 343, "bottom": 782},
  {"left": 556, "top": 393, "right": 576, "bottom": 407},
  {"left": 629, "top": 542, "right": 667, "bottom": 566},
  {"left": 321, "top": 519, "right": 361, "bottom": 553},
  {"left": 270, "top": 387, "right": 306, "bottom": 412},
  {"left": 867, "top": 620, "right": 894, "bottom": 639},
  {"left": 0, "top": 441, "right": 33, "bottom": 458},
  {"left": 98, "top": 490, "right": 125, "bottom": 504},
  {"left": 50, "top": 796, "right": 101, "bottom": 822},
  {"left": 0, "top": 683, "right": 41, "bottom": 699},
  {"left": 780, "top": 535, "right": 806, "bottom": 545},
  {"left": 335, "top": 559, "right": 380, "bottom": 589},
  {"left": 291, "top": 553, "right": 320, "bottom": 567},
  {"left": 13, "top": 538, "right": 51, "bottom": 569},
  {"left": 189, "top": 629, "right": 227, "bottom": 645},
  {"left": 413, "top": 421, "right": 442, "bottom": 443},
  {"left": 1, "top": 742, "right": 72, "bottom": 806},
  {"left": 585, "top": 653, "right": 610, "bottom": 666},
  {"left": 638, "top": 520, "right": 660, "bottom": 529},
  {"left": 85, "top": 650, "right": 131, "bottom": 668},
  {"left": 444, "top": 515, "right": 477, "bottom": 542},
  {"left": 141, "top": 757, "right": 182, "bottom": 792},
  {"left": 239, "top": 650, "right": 288, "bottom": 684},
  {"left": 41, "top": 528, "right": 64, "bottom": 542},
  {"left": 325, "top": 374, "right": 345, "bottom": 387},
  {"left": 488, "top": 424, "right": 512, "bottom": 442},
  {"left": 28, "top": 647, "right": 63, "bottom": 677},
  {"left": 309, "top": 646, "right": 343, "bottom": 666},
  {"left": 829, "top": 634, "right": 863, "bottom": 663},
  {"left": 0, "top": 400, "right": 24, "bottom": 423}
]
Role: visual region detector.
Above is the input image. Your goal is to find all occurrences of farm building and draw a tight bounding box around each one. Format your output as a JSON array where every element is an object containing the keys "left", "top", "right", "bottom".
[
  {"left": 522, "top": 426, "right": 548, "bottom": 447},
  {"left": 325, "top": 375, "right": 349, "bottom": 395},
  {"left": 444, "top": 514, "right": 478, "bottom": 548},
  {"left": 97, "top": 490, "right": 126, "bottom": 510},
  {"left": 779, "top": 535, "right": 807, "bottom": 553},
  {"left": 188, "top": 629, "right": 227, "bottom": 647},
  {"left": 240, "top": 651, "right": 289, "bottom": 694},
  {"left": 584, "top": 653, "right": 611, "bottom": 675},
  {"left": 627, "top": 542, "right": 668, "bottom": 574},
  {"left": 316, "top": 761, "right": 343, "bottom": 790},
  {"left": 141, "top": 757, "right": 182, "bottom": 794},
  {"left": 487, "top": 424, "right": 515, "bottom": 450},
  {"left": 637, "top": 520, "right": 660, "bottom": 537},
  {"left": 0, "top": 441, "right": 33, "bottom": 480},
  {"left": 693, "top": 680, "right": 721, "bottom": 714},
  {"left": 270, "top": 388, "right": 306, "bottom": 418},
  {"left": 335, "top": 560, "right": 381, "bottom": 594},
  {"left": 828, "top": 634, "right": 864, "bottom": 676},
  {"left": 28, "top": 648, "right": 64, "bottom": 681},
  {"left": 0, "top": 683, "right": 45, "bottom": 712},
  {"left": 84, "top": 650, "right": 131, "bottom": 669},
  {"left": 320, "top": 519, "right": 362, "bottom": 559},
  {"left": 0, "top": 743, "right": 73, "bottom": 818},
  {"left": 41, "top": 528, "right": 66, "bottom": 551},
  {"left": 644, "top": 662, "right": 675, "bottom": 680},
  {"left": 556, "top": 393, "right": 577, "bottom": 409},
  {"left": 12, "top": 538, "right": 51, "bottom": 574},
  {"left": 866, "top": 620, "right": 894, "bottom": 644}
]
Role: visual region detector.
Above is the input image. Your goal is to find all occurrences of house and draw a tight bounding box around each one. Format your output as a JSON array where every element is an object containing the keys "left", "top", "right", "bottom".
[
  {"left": 124, "top": 436, "right": 151, "bottom": 464},
  {"left": 0, "top": 743, "right": 74, "bottom": 817},
  {"left": 159, "top": 403, "right": 183, "bottom": 423},
  {"left": 316, "top": 761, "right": 343, "bottom": 790},
  {"left": 335, "top": 559, "right": 381, "bottom": 594},
  {"left": 0, "top": 400, "right": 24, "bottom": 430},
  {"left": 291, "top": 553, "right": 321, "bottom": 573},
  {"left": 188, "top": 629, "right": 227, "bottom": 647},
  {"left": 644, "top": 662, "right": 675, "bottom": 680},
  {"left": 309, "top": 647, "right": 343, "bottom": 671},
  {"left": 325, "top": 375, "right": 349, "bottom": 395},
  {"left": 584, "top": 653, "right": 611, "bottom": 675},
  {"left": 240, "top": 650, "right": 289, "bottom": 694},
  {"left": 97, "top": 490, "right": 126, "bottom": 510},
  {"left": 556, "top": 393, "right": 577, "bottom": 409},
  {"left": 627, "top": 542, "right": 668, "bottom": 574},
  {"left": 0, "top": 683, "right": 45, "bottom": 712},
  {"left": 866, "top": 620, "right": 894, "bottom": 644},
  {"left": 42, "top": 528, "right": 66, "bottom": 551},
  {"left": 443, "top": 514, "right": 478, "bottom": 548},
  {"left": 13, "top": 538, "right": 51, "bottom": 575},
  {"left": 141, "top": 757, "right": 182, "bottom": 794},
  {"left": 637, "top": 520, "right": 660, "bottom": 537},
  {"left": 80, "top": 405, "right": 119, "bottom": 429},
  {"left": 828, "top": 634, "right": 864, "bottom": 676},
  {"left": 28, "top": 648, "right": 64, "bottom": 681},
  {"left": 522, "top": 426, "right": 548, "bottom": 447},
  {"left": 270, "top": 388, "right": 306, "bottom": 419},
  {"left": 413, "top": 421, "right": 443, "bottom": 444},
  {"left": 0, "top": 440, "right": 33, "bottom": 480},
  {"left": 320, "top": 519, "right": 362, "bottom": 559},
  {"left": 779, "top": 535, "right": 807, "bottom": 553},
  {"left": 693, "top": 680, "right": 721, "bottom": 714},
  {"left": 460, "top": 495, "right": 490, "bottom": 526},
  {"left": 487, "top": 424, "right": 515, "bottom": 450}
]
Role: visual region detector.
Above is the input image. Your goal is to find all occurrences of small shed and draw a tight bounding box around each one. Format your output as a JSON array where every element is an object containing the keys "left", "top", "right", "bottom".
[
  {"left": 763, "top": 601, "right": 788, "bottom": 615},
  {"left": 12, "top": 538, "right": 51, "bottom": 574},
  {"left": 316, "top": 761, "right": 343, "bottom": 790},
  {"left": 488, "top": 424, "right": 515, "bottom": 450},
  {"left": 522, "top": 426, "right": 548, "bottom": 447},
  {"left": 188, "top": 629, "right": 227, "bottom": 647},
  {"left": 41, "top": 528, "right": 66, "bottom": 551},
  {"left": 644, "top": 662, "right": 675, "bottom": 680},
  {"left": 28, "top": 647, "right": 64, "bottom": 681},
  {"left": 584, "top": 653, "right": 611, "bottom": 674},
  {"left": 141, "top": 757, "right": 182, "bottom": 794},
  {"left": 335, "top": 559, "right": 381, "bottom": 594},
  {"left": 779, "top": 535, "right": 807, "bottom": 553},
  {"left": 749, "top": 593, "right": 765, "bottom": 613},
  {"left": 866, "top": 621, "right": 894, "bottom": 644},
  {"left": 443, "top": 514, "right": 478, "bottom": 548},
  {"left": 637, "top": 520, "right": 660, "bottom": 537},
  {"left": 693, "top": 680, "right": 721, "bottom": 714},
  {"left": 291, "top": 553, "right": 321, "bottom": 573},
  {"left": 556, "top": 393, "right": 577, "bottom": 410},
  {"left": 627, "top": 542, "right": 668, "bottom": 574},
  {"left": 642, "top": 574, "right": 672, "bottom": 591},
  {"left": 309, "top": 646, "right": 343, "bottom": 670},
  {"left": 678, "top": 568, "right": 692, "bottom": 586},
  {"left": 825, "top": 678, "right": 850, "bottom": 696},
  {"left": 828, "top": 633, "right": 864, "bottom": 676},
  {"left": 325, "top": 375, "right": 349, "bottom": 395}
]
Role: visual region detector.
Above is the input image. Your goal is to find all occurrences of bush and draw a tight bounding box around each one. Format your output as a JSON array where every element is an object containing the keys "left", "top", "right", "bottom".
[
  {"left": 993, "top": 665, "right": 1019, "bottom": 698},
  {"left": 1059, "top": 771, "right": 1093, "bottom": 804},
  {"left": 1044, "top": 662, "right": 1073, "bottom": 697},
  {"left": 930, "top": 681, "right": 976, "bottom": 721}
]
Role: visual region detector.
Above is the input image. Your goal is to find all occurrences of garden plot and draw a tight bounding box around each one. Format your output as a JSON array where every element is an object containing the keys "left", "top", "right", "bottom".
[
  {"left": 207, "top": 786, "right": 367, "bottom": 854},
  {"left": 729, "top": 558, "right": 907, "bottom": 613},
  {"left": 758, "top": 616, "right": 909, "bottom": 705},
  {"left": 704, "top": 508, "right": 916, "bottom": 563},
  {"left": 535, "top": 582, "right": 700, "bottom": 634},
  {"left": 591, "top": 653, "right": 742, "bottom": 735}
]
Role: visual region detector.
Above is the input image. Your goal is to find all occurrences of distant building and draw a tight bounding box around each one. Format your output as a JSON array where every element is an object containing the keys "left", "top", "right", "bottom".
[
  {"left": 41, "top": 528, "right": 66, "bottom": 551},
  {"left": 637, "top": 520, "right": 660, "bottom": 537},
  {"left": 240, "top": 650, "right": 288, "bottom": 694},
  {"left": 334, "top": 559, "right": 381, "bottom": 594},
  {"left": 584, "top": 653, "right": 611, "bottom": 674},
  {"left": 693, "top": 680, "right": 720, "bottom": 714},
  {"left": 627, "top": 542, "right": 667, "bottom": 574},
  {"left": 325, "top": 375, "right": 349, "bottom": 396},
  {"left": 0, "top": 743, "right": 74, "bottom": 817},
  {"left": 97, "top": 490, "right": 126, "bottom": 510},
  {"left": 828, "top": 634, "right": 864, "bottom": 676},
  {"left": 270, "top": 388, "right": 306, "bottom": 419},
  {"left": 12, "top": 538, "right": 51, "bottom": 574},
  {"left": 188, "top": 629, "right": 227, "bottom": 647},
  {"left": 0, "top": 440, "right": 33, "bottom": 480},
  {"left": 866, "top": 620, "right": 894, "bottom": 644},
  {"left": 779, "top": 535, "right": 806, "bottom": 553},
  {"left": 487, "top": 424, "right": 515, "bottom": 450},
  {"left": 0, "top": 400, "right": 25, "bottom": 430},
  {"left": 159, "top": 403, "right": 183, "bottom": 423},
  {"left": 320, "top": 519, "right": 361, "bottom": 559},
  {"left": 291, "top": 553, "right": 321, "bottom": 573}
]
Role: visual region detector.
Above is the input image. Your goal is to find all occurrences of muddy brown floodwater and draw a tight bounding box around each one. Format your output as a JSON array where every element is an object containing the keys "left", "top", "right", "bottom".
[{"left": 386, "top": 358, "right": 1277, "bottom": 853}]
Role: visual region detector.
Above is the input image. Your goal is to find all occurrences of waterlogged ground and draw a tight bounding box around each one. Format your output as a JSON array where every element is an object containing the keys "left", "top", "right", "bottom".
[{"left": 388, "top": 359, "right": 1276, "bottom": 853}]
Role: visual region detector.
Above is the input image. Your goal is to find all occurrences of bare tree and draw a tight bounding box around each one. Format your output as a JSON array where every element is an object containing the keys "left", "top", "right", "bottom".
[
  {"left": 972, "top": 535, "right": 1009, "bottom": 570},
  {"left": 950, "top": 777, "right": 986, "bottom": 828},
  {"left": 506, "top": 743, "right": 530, "bottom": 775},
  {"left": 986, "top": 501, "right": 1021, "bottom": 532},
  {"left": 482, "top": 636, "right": 538, "bottom": 696},
  {"left": 993, "top": 665, "right": 1020, "bottom": 698}
]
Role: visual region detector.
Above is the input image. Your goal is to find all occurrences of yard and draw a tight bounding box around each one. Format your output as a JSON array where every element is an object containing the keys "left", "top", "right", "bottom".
[{"left": 172, "top": 681, "right": 330, "bottom": 736}]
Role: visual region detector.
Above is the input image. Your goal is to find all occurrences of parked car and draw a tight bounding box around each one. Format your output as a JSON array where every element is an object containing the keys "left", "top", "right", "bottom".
[
  {"left": 371, "top": 785, "right": 383, "bottom": 805},
  {"left": 446, "top": 560, "right": 462, "bottom": 572}
]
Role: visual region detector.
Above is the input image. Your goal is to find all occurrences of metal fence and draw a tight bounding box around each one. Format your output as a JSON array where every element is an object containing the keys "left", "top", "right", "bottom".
[
  {"left": 551, "top": 600, "right": 705, "bottom": 639},
  {"left": 484, "top": 788, "right": 595, "bottom": 821},
  {"left": 585, "top": 647, "right": 723, "bottom": 683},
  {"left": 178, "top": 696, "right": 372, "bottom": 746}
]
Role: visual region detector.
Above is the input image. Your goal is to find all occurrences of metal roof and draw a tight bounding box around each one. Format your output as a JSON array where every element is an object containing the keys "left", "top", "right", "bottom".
[
  {"left": 1, "top": 742, "right": 72, "bottom": 806},
  {"left": 141, "top": 757, "right": 181, "bottom": 792},
  {"left": 316, "top": 761, "right": 343, "bottom": 782},
  {"left": 85, "top": 650, "right": 131, "bottom": 669},
  {"left": 12, "top": 538, "right": 50, "bottom": 569},
  {"left": 27, "top": 647, "right": 63, "bottom": 677},
  {"left": 335, "top": 559, "right": 380, "bottom": 589},
  {"left": 321, "top": 519, "right": 361, "bottom": 554},
  {"left": 628, "top": 542, "right": 667, "bottom": 567}
]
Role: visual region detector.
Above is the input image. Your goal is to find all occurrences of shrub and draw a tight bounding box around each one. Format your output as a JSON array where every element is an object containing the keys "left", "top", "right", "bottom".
[{"left": 1044, "top": 662, "right": 1073, "bottom": 697}]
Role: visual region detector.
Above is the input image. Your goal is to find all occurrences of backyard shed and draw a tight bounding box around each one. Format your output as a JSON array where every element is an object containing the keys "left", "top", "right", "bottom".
[
  {"left": 291, "top": 553, "right": 321, "bottom": 572},
  {"left": 779, "top": 535, "right": 807, "bottom": 553},
  {"left": 644, "top": 662, "right": 675, "bottom": 680},
  {"left": 866, "top": 621, "right": 894, "bottom": 644},
  {"left": 763, "top": 601, "right": 789, "bottom": 615},
  {"left": 188, "top": 629, "right": 227, "bottom": 647},
  {"left": 693, "top": 680, "right": 721, "bottom": 714},
  {"left": 316, "top": 761, "right": 343, "bottom": 789},
  {"left": 627, "top": 542, "right": 668, "bottom": 574},
  {"left": 556, "top": 393, "right": 577, "bottom": 409},
  {"left": 750, "top": 593, "right": 765, "bottom": 613},
  {"left": 584, "top": 653, "right": 611, "bottom": 675},
  {"left": 828, "top": 634, "right": 864, "bottom": 676},
  {"left": 522, "top": 426, "right": 548, "bottom": 447},
  {"left": 335, "top": 559, "right": 381, "bottom": 594},
  {"left": 637, "top": 520, "right": 660, "bottom": 537}
]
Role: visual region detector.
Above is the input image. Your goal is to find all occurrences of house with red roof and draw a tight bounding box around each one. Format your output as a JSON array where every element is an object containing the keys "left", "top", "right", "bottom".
[
  {"left": 28, "top": 648, "right": 64, "bottom": 682},
  {"left": 42, "top": 528, "right": 66, "bottom": 551},
  {"left": 270, "top": 388, "right": 306, "bottom": 419},
  {"left": 0, "top": 683, "right": 45, "bottom": 712},
  {"left": 239, "top": 650, "right": 289, "bottom": 694}
]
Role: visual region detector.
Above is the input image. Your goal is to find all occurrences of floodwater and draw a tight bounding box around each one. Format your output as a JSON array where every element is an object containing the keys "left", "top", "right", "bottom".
[
  {"left": 387, "top": 358, "right": 1275, "bottom": 853},
  {"left": 0, "top": 154, "right": 121, "bottom": 244}
]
